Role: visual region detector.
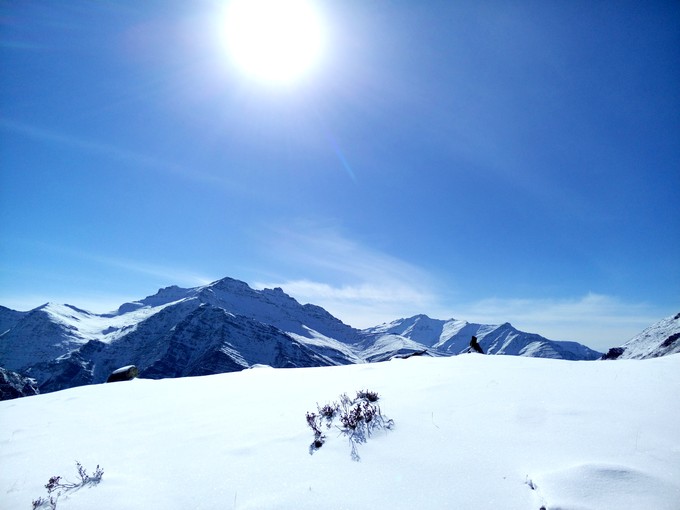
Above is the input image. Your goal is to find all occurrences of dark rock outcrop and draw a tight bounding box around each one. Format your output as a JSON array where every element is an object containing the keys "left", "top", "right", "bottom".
[
  {"left": 0, "top": 367, "right": 39, "bottom": 400},
  {"left": 601, "top": 347, "right": 625, "bottom": 360}
]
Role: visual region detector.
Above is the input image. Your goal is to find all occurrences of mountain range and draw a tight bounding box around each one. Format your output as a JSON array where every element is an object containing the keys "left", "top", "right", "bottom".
[{"left": 0, "top": 276, "right": 675, "bottom": 400}]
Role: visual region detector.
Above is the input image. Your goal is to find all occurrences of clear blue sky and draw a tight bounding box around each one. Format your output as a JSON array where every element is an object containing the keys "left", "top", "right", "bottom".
[{"left": 1, "top": 0, "right": 678, "bottom": 351}]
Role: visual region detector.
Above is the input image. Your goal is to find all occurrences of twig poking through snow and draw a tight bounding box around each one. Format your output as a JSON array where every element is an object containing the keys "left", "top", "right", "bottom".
[{"left": 32, "top": 462, "right": 103, "bottom": 510}]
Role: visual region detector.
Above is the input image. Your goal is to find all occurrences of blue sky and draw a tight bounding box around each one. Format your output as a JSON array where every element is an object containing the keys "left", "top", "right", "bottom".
[{"left": 1, "top": 0, "right": 678, "bottom": 351}]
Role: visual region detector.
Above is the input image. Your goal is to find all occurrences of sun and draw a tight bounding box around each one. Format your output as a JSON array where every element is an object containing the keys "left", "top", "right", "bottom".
[{"left": 223, "top": 0, "right": 325, "bottom": 84}]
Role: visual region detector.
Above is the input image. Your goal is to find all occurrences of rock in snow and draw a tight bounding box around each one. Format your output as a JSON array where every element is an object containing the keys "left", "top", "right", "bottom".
[{"left": 106, "top": 365, "right": 139, "bottom": 383}]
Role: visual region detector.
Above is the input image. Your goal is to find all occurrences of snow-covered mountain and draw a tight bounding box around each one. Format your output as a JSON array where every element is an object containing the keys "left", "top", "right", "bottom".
[
  {"left": 0, "top": 278, "right": 361, "bottom": 395},
  {"left": 116, "top": 278, "right": 360, "bottom": 344},
  {"left": 1, "top": 277, "right": 602, "bottom": 398},
  {"left": 602, "top": 312, "right": 680, "bottom": 360},
  {"left": 361, "top": 314, "right": 602, "bottom": 361}
]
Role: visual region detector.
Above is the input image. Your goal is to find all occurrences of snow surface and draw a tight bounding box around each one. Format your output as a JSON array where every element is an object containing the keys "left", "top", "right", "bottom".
[
  {"left": 1, "top": 354, "right": 679, "bottom": 510},
  {"left": 39, "top": 301, "right": 186, "bottom": 344},
  {"left": 109, "top": 365, "right": 136, "bottom": 375}
]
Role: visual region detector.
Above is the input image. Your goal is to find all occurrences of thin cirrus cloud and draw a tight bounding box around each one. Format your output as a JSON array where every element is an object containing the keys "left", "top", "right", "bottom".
[
  {"left": 253, "top": 224, "right": 671, "bottom": 349},
  {"left": 0, "top": 269, "right": 210, "bottom": 315},
  {"left": 86, "top": 254, "right": 214, "bottom": 289},
  {"left": 253, "top": 223, "right": 441, "bottom": 327},
  {"left": 0, "top": 239, "right": 214, "bottom": 313},
  {"left": 450, "top": 293, "right": 670, "bottom": 350},
  {"left": 258, "top": 279, "right": 437, "bottom": 328},
  {"left": 0, "top": 119, "right": 229, "bottom": 188},
  {"left": 48, "top": 240, "right": 214, "bottom": 288}
]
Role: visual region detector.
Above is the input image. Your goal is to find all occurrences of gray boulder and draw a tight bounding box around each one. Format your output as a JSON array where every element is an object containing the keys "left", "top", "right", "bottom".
[{"left": 106, "top": 365, "right": 139, "bottom": 383}]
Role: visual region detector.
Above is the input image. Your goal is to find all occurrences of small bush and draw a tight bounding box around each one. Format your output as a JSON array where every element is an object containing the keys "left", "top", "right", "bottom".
[
  {"left": 356, "top": 389, "right": 380, "bottom": 402},
  {"left": 318, "top": 402, "right": 339, "bottom": 421},
  {"left": 306, "top": 390, "right": 394, "bottom": 461},
  {"left": 32, "top": 462, "right": 103, "bottom": 509}
]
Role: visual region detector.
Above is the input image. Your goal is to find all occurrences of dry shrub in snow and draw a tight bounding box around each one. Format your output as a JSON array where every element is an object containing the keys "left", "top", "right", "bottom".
[
  {"left": 306, "top": 390, "right": 394, "bottom": 461},
  {"left": 32, "top": 462, "right": 103, "bottom": 509}
]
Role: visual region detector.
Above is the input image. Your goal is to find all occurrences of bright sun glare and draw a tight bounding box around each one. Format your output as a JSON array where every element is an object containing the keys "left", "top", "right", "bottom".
[{"left": 223, "top": 0, "right": 325, "bottom": 84}]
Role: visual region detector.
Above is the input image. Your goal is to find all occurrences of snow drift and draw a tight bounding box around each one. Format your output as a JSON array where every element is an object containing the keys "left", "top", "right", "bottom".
[{"left": 1, "top": 353, "right": 678, "bottom": 509}]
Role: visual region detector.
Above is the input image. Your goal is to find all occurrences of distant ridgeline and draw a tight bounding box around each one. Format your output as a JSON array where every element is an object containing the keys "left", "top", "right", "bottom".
[
  {"left": 1, "top": 277, "right": 674, "bottom": 399},
  {"left": 601, "top": 312, "right": 680, "bottom": 360}
]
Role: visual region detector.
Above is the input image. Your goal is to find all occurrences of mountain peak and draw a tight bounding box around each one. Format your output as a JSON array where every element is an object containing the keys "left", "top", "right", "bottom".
[
  {"left": 207, "top": 276, "right": 248, "bottom": 288},
  {"left": 117, "top": 284, "right": 194, "bottom": 314},
  {"left": 260, "top": 286, "right": 299, "bottom": 304}
]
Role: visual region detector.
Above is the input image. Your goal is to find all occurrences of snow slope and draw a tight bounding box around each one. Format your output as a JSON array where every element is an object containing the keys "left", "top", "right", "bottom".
[
  {"left": 602, "top": 312, "right": 680, "bottom": 360},
  {"left": 0, "top": 301, "right": 185, "bottom": 373},
  {"left": 1, "top": 354, "right": 679, "bottom": 510}
]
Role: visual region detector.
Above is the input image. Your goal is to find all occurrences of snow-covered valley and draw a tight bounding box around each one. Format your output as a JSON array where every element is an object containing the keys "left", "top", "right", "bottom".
[{"left": 1, "top": 353, "right": 679, "bottom": 509}]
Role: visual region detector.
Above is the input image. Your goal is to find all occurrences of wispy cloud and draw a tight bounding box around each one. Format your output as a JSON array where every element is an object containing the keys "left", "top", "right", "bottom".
[
  {"left": 7, "top": 225, "right": 670, "bottom": 351},
  {"left": 254, "top": 222, "right": 441, "bottom": 327},
  {"left": 86, "top": 254, "right": 215, "bottom": 288},
  {"left": 253, "top": 223, "right": 673, "bottom": 350},
  {"left": 48, "top": 240, "right": 215, "bottom": 287},
  {"left": 0, "top": 118, "right": 228, "bottom": 187},
  {"left": 449, "top": 293, "right": 674, "bottom": 351},
  {"left": 1, "top": 240, "right": 214, "bottom": 312}
]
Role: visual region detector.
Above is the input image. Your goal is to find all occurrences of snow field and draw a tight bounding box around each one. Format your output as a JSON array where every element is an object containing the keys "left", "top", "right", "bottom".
[{"left": 1, "top": 354, "right": 679, "bottom": 509}]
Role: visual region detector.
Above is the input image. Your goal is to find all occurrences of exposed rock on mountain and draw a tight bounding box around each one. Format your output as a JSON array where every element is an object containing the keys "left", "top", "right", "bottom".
[{"left": 0, "top": 367, "right": 38, "bottom": 400}]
